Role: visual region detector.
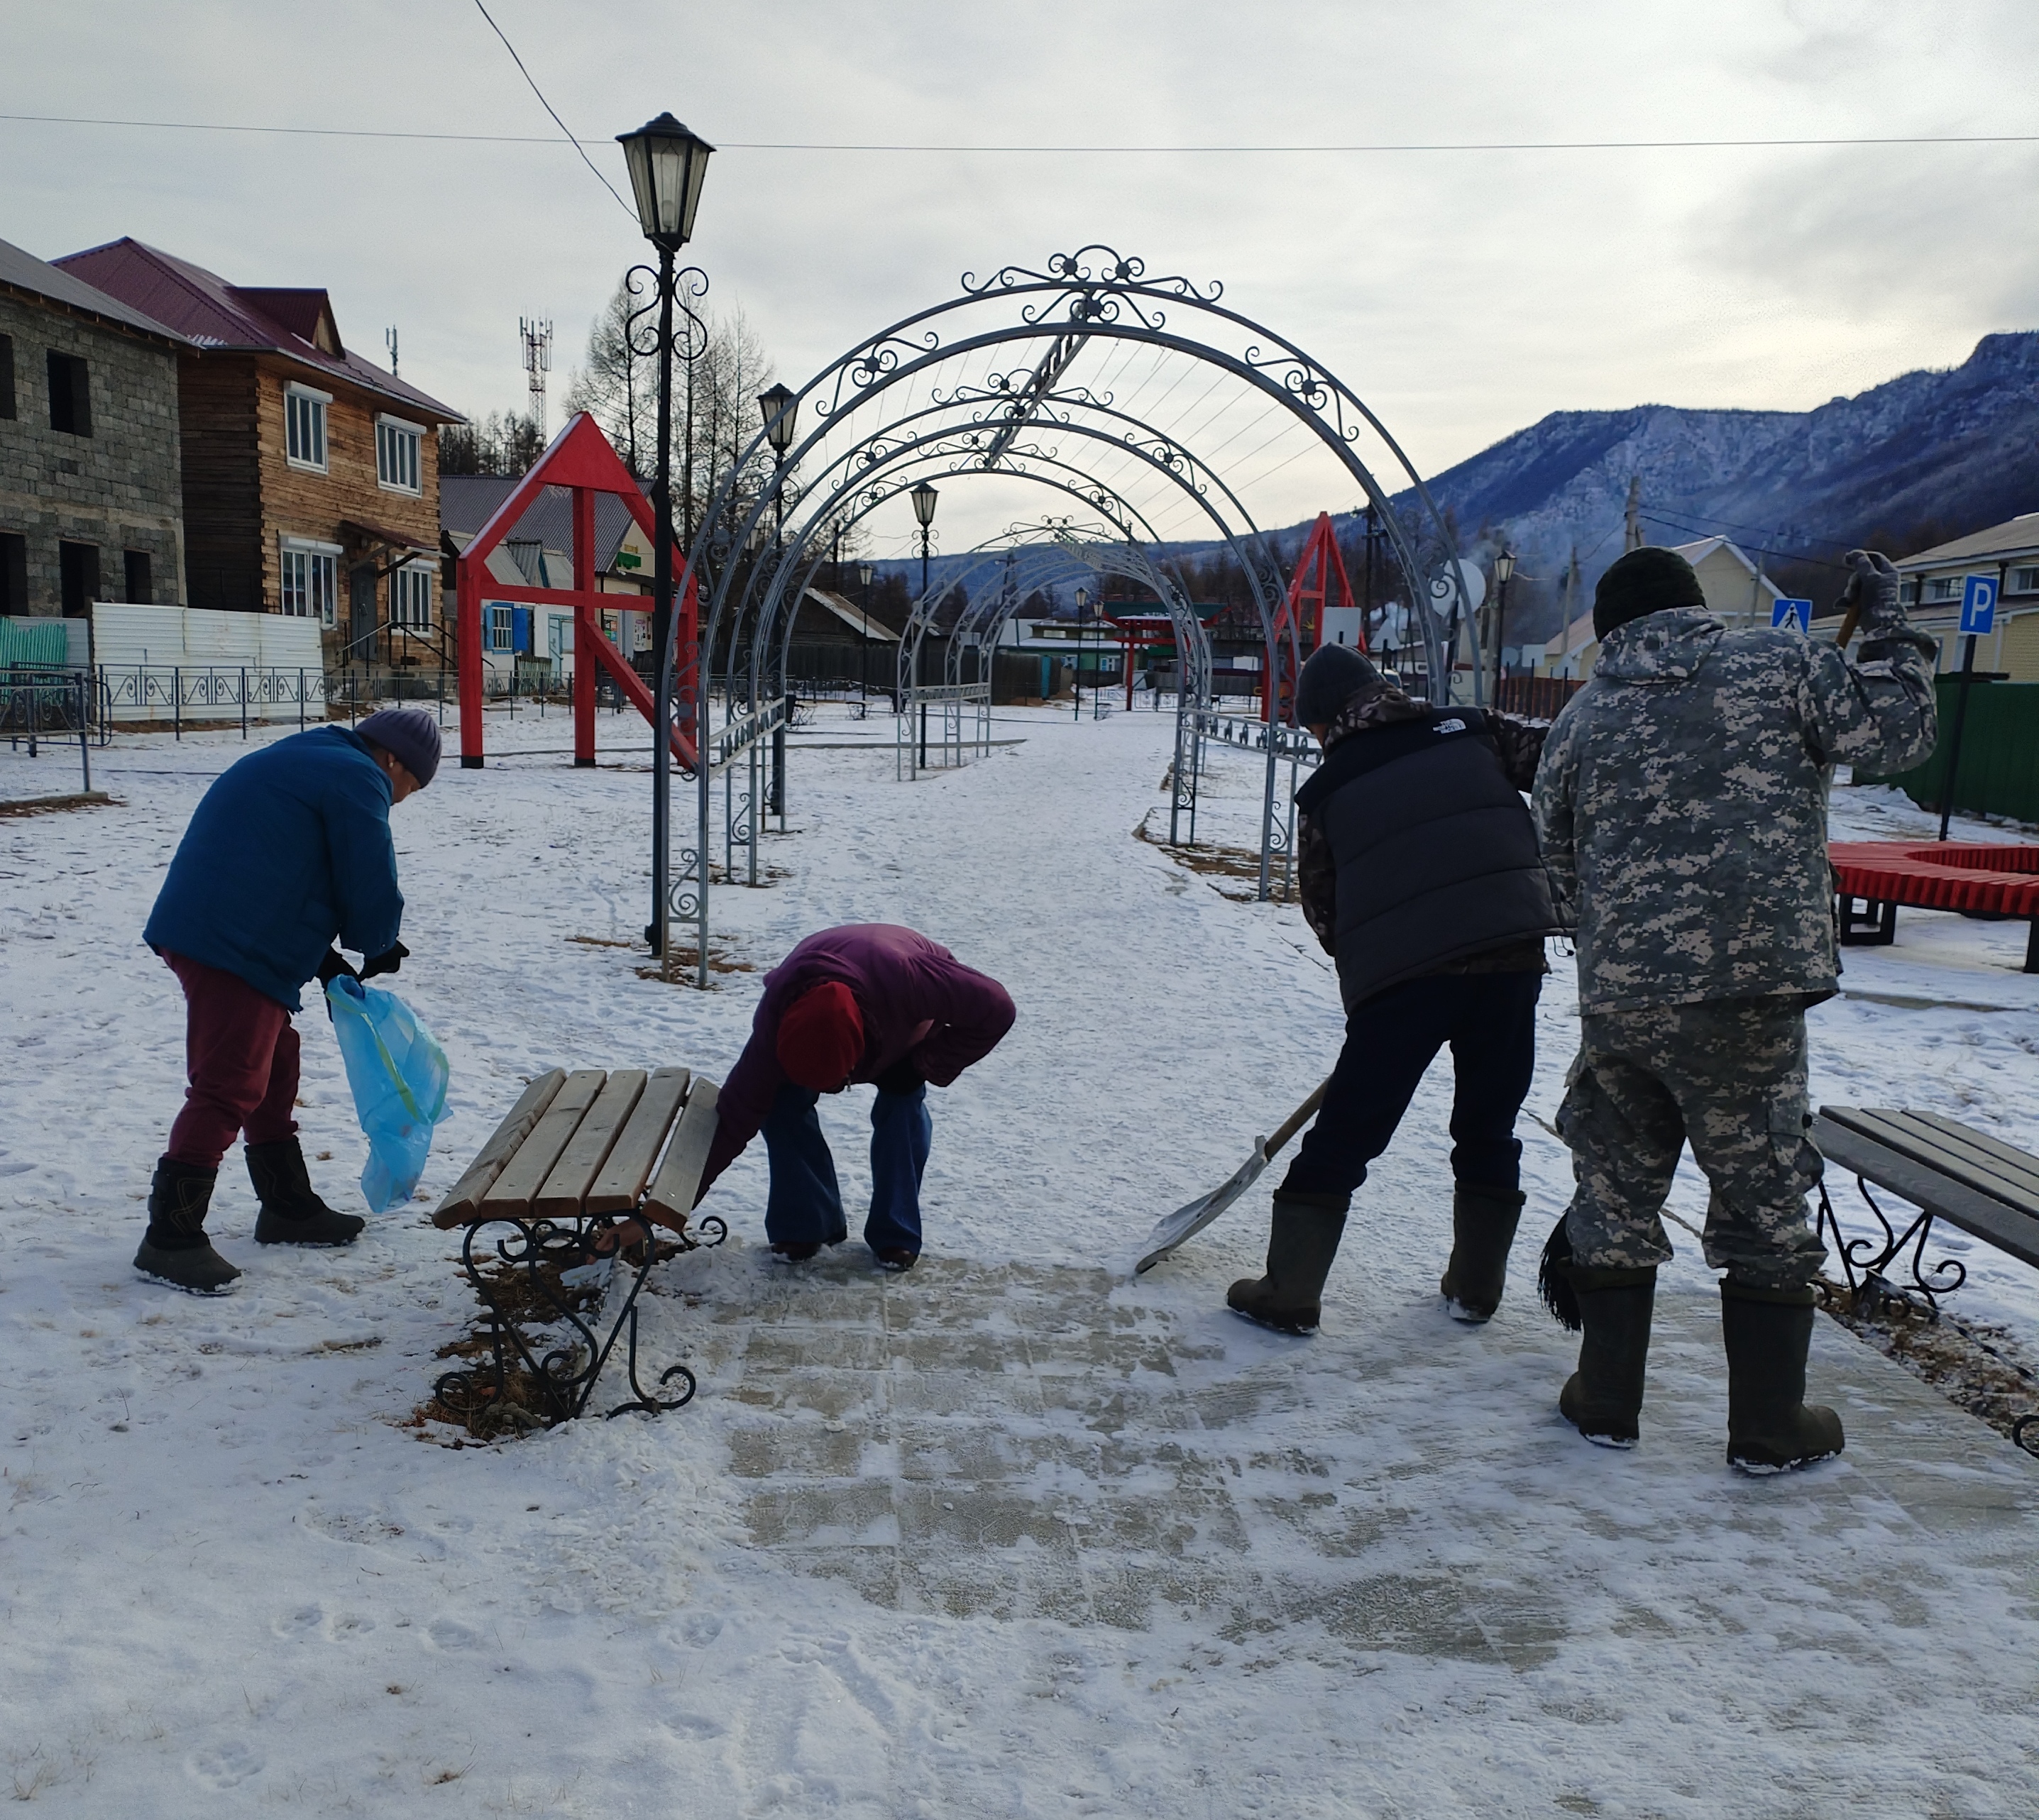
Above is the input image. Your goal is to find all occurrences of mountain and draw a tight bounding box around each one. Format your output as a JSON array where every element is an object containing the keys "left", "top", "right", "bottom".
[{"left": 1399, "top": 331, "right": 2039, "bottom": 632}]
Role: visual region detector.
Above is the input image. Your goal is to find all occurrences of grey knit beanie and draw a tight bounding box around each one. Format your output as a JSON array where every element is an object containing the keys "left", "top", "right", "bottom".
[{"left": 354, "top": 708, "right": 442, "bottom": 787}]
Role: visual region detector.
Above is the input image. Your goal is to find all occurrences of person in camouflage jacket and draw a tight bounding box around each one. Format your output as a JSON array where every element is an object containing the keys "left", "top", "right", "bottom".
[{"left": 1532, "top": 544, "right": 1938, "bottom": 1471}]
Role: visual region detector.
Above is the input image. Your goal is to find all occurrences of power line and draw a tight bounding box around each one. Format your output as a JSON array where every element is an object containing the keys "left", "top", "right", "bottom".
[
  {"left": 467, "top": 1, "right": 634, "bottom": 220},
  {"left": 3, "top": 111, "right": 2038, "bottom": 155}
]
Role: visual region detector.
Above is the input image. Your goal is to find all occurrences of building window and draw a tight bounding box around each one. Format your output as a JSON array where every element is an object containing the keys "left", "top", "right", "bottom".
[
  {"left": 391, "top": 565, "right": 434, "bottom": 632},
  {"left": 47, "top": 351, "right": 91, "bottom": 437},
  {"left": 1898, "top": 580, "right": 1919, "bottom": 606},
  {"left": 57, "top": 540, "right": 99, "bottom": 616},
  {"left": 1924, "top": 576, "right": 1963, "bottom": 602},
  {"left": 285, "top": 385, "right": 329, "bottom": 470},
  {"left": 123, "top": 549, "right": 153, "bottom": 605},
  {"left": 488, "top": 603, "right": 514, "bottom": 651},
  {"left": 0, "top": 532, "right": 26, "bottom": 612},
  {"left": 2009, "top": 566, "right": 2039, "bottom": 596},
  {"left": 548, "top": 613, "right": 572, "bottom": 663},
  {"left": 280, "top": 541, "right": 339, "bottom": 627},
  {"left": 376, "top": 417, "right": 422, "bottom": 493},
  {"left": 0, "top": 334, "right": 14, "bottom": 419}
]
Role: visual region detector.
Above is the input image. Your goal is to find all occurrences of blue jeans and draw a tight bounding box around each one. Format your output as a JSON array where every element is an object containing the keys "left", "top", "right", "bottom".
[{"left": 761, "top": 1081, "right": 933, "bottom": 1256}]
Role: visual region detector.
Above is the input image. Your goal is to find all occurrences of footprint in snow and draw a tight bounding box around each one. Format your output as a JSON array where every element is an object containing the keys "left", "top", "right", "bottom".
[
  {"left": 188, "top": 1739, "right": 265, "bottom": 1789},
  {"left": 273, "top": 1604, "right": 323, "bottom": 1640},
  {"left": 675, "top": 1612, "right": 724, "bottom": 1647},
  {"left": 426, "top": 1616, "right": 480, "bottom": 1651}
]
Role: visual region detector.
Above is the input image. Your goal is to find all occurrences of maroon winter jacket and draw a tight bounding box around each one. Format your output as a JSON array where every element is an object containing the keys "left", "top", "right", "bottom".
[{"left": 697, "top": 924, "right": 1016, "bottom": 1199}]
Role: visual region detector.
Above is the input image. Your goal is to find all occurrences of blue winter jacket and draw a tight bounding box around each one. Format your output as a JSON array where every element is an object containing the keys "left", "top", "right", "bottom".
[{"left": 144, "top": 727, "right": 405, "bottom": 1013}]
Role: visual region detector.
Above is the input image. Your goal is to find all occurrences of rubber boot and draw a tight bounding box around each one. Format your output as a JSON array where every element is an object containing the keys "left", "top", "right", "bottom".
[
  {"left": 248, "top": 1138, "right": 366, "bottom": 1246},
  {"left": 1558, "top": 1265, "right": 1656, "bottom": 1447},
  {"left": 1439, "top": 1184, "right": 1526, "bottom": 1323},
  {"left": 133, "top": 1157, "right": 241, "bottom": 1294},
  {"left": 1226, "top": 1193, "right": 1348, "bottom": 1335},
  {"left": 1721, "top": 1279, "right": 1845, "bottom": 1474}
]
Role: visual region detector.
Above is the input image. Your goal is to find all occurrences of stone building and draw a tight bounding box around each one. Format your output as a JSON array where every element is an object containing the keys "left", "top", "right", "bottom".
[
  {"left": 52, "top": 238, "right": 462, "bottom": 670},
  {"left": 0, "top": 236, "right": 188, "bottom": 618}
]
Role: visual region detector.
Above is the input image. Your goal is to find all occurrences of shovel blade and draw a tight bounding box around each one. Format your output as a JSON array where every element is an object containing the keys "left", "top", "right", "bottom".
[{"left": 1133, "top": 1140, "right": 1270, "bottom": 1274}]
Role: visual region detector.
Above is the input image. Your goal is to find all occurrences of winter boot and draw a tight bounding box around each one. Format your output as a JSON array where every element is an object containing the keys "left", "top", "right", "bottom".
[
  {"left": 1558, "top": 1265, "right": 1656, "bottom": 1447},
  {"left": 133, "top": 1157, "right": 241, "bottom": 1294},
  {"left": 1439, "top": 1184, "right": 1526, "bottom": 1323},
  {"left": 1721, "top": 1279, "right": 1845, "bottom": 1474},
  {"left": 1226, "top": 1193, "right": 1348, "bottom": 1335},
  {"left": 247, "top": 1139, "right": 365, "bottom": 1246}
]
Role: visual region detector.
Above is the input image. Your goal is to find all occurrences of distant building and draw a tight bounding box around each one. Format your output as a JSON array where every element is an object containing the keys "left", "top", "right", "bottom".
[
  {"left": 1894, "top": 512, "right": 2039, "bottom": 681},
  {"left": 0, "top": 236, "right": 187, "bottom": 619},
  {"left": 1538, "top": 536, "right": 1785, "bottom": 680},
  {"left": 53, "top": 238, "right": 463, "bottom": 671}
]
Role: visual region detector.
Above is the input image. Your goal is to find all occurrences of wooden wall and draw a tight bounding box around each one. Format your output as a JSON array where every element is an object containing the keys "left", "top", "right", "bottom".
[{"left": 177, "top": 354, "right": 265, "bottom": 613}]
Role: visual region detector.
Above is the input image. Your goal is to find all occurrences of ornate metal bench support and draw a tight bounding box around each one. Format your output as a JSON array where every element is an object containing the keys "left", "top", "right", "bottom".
[
  {"left": 435, "top": 1211, "right": 725, "bottom": 1432},
  {"left": 1816, "top": 1174, "right": 1967, "bottom": 1321}
]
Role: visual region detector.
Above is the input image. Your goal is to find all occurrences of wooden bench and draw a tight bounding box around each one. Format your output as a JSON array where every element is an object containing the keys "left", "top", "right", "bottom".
[
  {"left": 1830, "top": 840, "right": 2039, "bottom": 973},
  {"left": 430, "top": 1065, "right": 723, "bottom": 1428}
]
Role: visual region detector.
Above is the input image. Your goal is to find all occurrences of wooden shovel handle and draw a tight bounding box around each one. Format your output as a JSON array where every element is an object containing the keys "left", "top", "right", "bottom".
[
  {"left": 1836, "top": 601, "right": 1862, "bottom": 652},
  {"left": 1265, "top": 1079, "right": 1331, "bottom": 1157}
]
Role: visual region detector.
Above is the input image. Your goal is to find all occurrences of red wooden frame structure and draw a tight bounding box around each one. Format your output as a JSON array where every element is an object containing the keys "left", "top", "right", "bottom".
[
  {"left": 1104, "top": 609, "right": 1181, "bottom": 708},
  {"left": 1263, "top": 511, "right": 1359, "bottom": 723},
  {"left": 455, "top": 412, "right": 697, "bottom": 771}
]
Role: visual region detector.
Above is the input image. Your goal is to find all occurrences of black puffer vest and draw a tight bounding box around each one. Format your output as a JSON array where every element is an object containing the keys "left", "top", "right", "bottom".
[{"left": 1296, "top": 707, "right": 1563, "bottom": 1010}]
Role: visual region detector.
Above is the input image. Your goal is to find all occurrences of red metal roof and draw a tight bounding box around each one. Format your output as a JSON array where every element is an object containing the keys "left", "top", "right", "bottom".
[{"left": 50, "top": 237, "right": 463, "bottom": 424}]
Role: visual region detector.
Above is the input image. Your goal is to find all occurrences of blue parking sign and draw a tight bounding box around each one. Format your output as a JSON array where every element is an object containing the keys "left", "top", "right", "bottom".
[
  {"left": 1960, "top": 574, "right": 1997, "bottom": 636},
  {"left": 1771, "top": 597, "right": 1812, "bottom": 634}
]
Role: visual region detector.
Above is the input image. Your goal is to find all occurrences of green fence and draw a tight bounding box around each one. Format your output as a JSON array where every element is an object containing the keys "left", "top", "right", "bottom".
[{"left": 1856, "top": 679, "right": 2039, "bottom": 824}]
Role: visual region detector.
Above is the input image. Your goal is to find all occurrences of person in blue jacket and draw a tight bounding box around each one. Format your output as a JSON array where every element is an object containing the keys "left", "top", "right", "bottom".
[{"left": 136, "top": 707, "right": 439, "bottom": 1293}]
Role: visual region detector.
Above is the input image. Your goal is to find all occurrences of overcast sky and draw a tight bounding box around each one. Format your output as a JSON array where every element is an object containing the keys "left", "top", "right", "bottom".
[{"left": 6, "top": 0, "right": 2036, "bottom": 554}]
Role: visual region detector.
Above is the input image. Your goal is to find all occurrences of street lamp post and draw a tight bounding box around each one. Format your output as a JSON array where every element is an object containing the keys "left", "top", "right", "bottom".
[
  {"left": 1492, "top": 548, "right": 1515, "bottom": 710},
  {"left": 1074, "top": 586, "right": 1089, "bottom": 722},
  {"left": 616, "top": 111, "right": 713, "bottom": 964},
  {"left": 911, "top": 480, "right": 937, "bottom": 765},
  {"left": 857, "top": 559, "right": 874, "bottom": 711}
]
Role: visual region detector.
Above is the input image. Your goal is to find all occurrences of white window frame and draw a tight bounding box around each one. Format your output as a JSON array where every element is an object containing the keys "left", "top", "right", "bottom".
[
  {"left": 285, "top": 383, "right": 331, "bottom": 472},
  {"left": 279, "top": 535, "right": 341, "bottom": 627},
  {"left": 376, "top": 414, "right": 423, "bottom": 495},
  {"left": 1924, "top": 575, "right": 1963, "bottom": 602},
  {"left": 2009, "top": 566, "right": 2039, "bottom": 595},
  {"left": 390, "top": 562, "right": 434, "bottom": 633},
  {"left": 487, "top": 602, "right": 515, "bottom": 652}
]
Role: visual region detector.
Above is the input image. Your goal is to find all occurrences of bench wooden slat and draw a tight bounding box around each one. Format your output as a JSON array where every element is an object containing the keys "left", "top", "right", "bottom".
[
  {"left": 1814, "top": 1110, "right": 2039, "bottom": 1271},
  {"left": 1889, "top": 1111, "right": 2039, "bottom": 1205},
  {"left": 642, "top": 1076, "right": 720, "bottom": 1228},
  {"left": 480, "top": 1069, "right": 608, "bottom": 1217},
  {"left": 432, "top": 1069, "right": 566, "bottom": 1229},
  {"left": 534, "top": 1070, "right": 647, "bottom": 1218},
  {"left": 584, "top": 1067, "right": 690, "bottom": 1215},
  {"left": 1825, "top": 1106, "right": 2039, "bottom": 1213}
]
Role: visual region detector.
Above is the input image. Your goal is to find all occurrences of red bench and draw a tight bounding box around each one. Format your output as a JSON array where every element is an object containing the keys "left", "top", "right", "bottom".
[{"left": 1829, "top": 841, "right": 2039, "bottom": 973}]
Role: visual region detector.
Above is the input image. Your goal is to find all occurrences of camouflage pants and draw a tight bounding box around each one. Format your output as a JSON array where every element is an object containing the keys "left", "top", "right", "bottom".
[{"left": 1556, "top": 996, "right": 1826, "bottom": 1290}]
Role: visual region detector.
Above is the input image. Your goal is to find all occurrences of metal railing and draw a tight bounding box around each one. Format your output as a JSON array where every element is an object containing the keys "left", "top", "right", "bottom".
[
  {"left": 1, "top": 668, "right": 97, "bottom": 797},
  {"left": 896, "top": 681, "right": 992, "bottom": 780}
]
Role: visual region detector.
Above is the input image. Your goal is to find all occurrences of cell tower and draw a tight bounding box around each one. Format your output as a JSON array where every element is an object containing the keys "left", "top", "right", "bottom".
[{"left": 520, "top": 316, "right": 554, "bottom": 434}]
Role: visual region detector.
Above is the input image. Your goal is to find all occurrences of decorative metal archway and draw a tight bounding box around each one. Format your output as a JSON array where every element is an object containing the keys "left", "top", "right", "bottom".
[{"left": 662, "top": 247, "right": 1475, "bottom": 985}]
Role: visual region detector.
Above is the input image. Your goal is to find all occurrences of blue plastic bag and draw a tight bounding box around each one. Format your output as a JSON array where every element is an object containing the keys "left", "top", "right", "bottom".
[{"left": 326, "top": 976, "right": 451, "bottom": 1215}]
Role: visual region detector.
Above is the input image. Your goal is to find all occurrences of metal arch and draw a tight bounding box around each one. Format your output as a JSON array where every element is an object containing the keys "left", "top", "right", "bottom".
[{"left": 666, "top": 246, "right": 1478, "bottom": 984}]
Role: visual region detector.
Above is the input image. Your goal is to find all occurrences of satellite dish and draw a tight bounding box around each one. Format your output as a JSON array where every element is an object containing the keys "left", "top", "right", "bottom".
[{"left": 1428, "top": 559, "right": 1485, "bottom": 619}]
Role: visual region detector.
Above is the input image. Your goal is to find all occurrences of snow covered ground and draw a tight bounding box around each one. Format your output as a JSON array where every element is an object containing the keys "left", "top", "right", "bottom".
[{"left": 4, "top": 701, "right": 2039, "bottom": 1816}]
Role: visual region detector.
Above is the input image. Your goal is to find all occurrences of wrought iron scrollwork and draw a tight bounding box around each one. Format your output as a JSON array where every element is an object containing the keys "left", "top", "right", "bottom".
[
  {"left": 432, "top": 1210, "right": 726, "bottom": 1436},
  {"left": 1815, "top": 1176, "right": 1968, "bottom": 1320}
]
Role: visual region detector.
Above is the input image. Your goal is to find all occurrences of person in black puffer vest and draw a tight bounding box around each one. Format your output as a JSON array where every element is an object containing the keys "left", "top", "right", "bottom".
[{"left": 1229, "top": 645, "right": 1568, "bottom": 1335}]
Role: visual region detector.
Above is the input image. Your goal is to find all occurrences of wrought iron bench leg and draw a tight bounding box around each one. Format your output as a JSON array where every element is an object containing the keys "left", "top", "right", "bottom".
[{"left": 1817, "top": 1175, "right": 1966, "bottom": 1320}]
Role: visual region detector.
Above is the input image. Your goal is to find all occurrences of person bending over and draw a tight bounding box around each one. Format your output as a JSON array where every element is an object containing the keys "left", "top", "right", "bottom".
[
  {"left": 693, "top": 924, "right": 1016, "bottom": 1272},
  {"left": 136, "top": 708, "right": 439, "bottom": 1294}
]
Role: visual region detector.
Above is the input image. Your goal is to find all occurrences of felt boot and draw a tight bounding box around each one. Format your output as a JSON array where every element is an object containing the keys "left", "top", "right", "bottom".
[
  {"left": 1439, "top": 1184, "right": 1526, "bottom": 1323},
  {"left": 1559, "top": 1265, "right": 1656, "bottom": 1447},
  {"left": 133, "top": 1157, "right": 241, "bottom": 1294},
  {"left": 1227, "top": 1194, "right": 1348, "bottom": 1335},
  {"left": 248, "top": 1138, "right": 365, "bottom": 1246},
  {"left": 1721, "top": 1279, "right": 1845, "bottom": 1474}
]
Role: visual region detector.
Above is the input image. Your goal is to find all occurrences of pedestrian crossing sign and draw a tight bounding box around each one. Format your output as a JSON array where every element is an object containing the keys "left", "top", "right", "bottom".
[{"left": 1772, "top": 597, "right": 1813, "bottom": 634}]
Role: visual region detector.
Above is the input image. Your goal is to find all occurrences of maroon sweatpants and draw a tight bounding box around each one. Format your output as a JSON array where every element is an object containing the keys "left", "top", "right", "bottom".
[{"left": 163, "top": 952, "right": 300, "bottom": 1170}]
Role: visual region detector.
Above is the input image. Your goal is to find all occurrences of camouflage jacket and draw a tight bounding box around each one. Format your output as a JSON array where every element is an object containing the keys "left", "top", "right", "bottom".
[{"left": 1532, "top": 607, "right": 1938, "bottom": 1013}]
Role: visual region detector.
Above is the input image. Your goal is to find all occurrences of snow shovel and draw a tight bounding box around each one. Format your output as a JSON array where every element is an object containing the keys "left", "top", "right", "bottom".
[{"left": 1134, "top": 1079, "right": 1330, "bottom": 1274}]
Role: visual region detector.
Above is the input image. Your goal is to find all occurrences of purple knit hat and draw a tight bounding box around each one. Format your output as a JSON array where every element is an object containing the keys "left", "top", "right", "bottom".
[{"left": 353, "top": 708, "right": 441, "bottom": 787}]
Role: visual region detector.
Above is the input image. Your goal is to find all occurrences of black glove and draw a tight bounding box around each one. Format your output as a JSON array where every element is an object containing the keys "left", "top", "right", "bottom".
[
  {"left": 875, "top": 1061, "right": 924, "bottom": 1098},
  {"left": 314, "top": 948, "right": 359, "bottom": 987},
  {"left": 361, "top": 941, "right": 409, "bottom": 980},
  {"left": 1840, "top": 549, "right": 1902, "bottom": 636}
]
